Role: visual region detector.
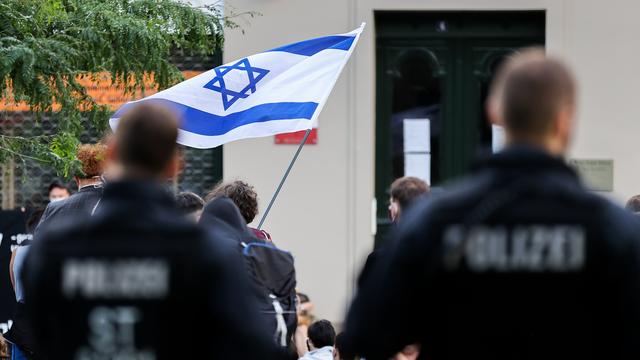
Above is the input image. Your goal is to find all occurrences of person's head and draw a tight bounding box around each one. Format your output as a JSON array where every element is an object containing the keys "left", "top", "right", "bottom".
[
  {"left": 75, "top": 143, "right": 107, "bottom": 186},
  {"left": 332, "top": 332, "right": 353, "bottom": 360},
  {"left": 487, "top": 48, "right": 577, "bottom": 156},
  {"left": 307, "top": 319, "right": 336, "bottom": 351},
  {"left": 297, "top": 292, "right": 315, "bottom": 326},
  {"left": 109, "top": 103, "right": 180, "bottom": 180},
  {"left": 389, "top": 176, "right": 429, "bottom": 222},
  {"left": 48, "top": 181, "right": 71, "bottom": 202},
  {"left": 176, "top": 191, "right": 204, "bottom": 222},
  {"left": 626, "top": 195, "right": 640, "bottom": 214},
  {"left": 26, "top": 207, "right": 45, "bottom": 234},
  {"left": 206, "top": 180, "right": 258, "bottom": 225}
]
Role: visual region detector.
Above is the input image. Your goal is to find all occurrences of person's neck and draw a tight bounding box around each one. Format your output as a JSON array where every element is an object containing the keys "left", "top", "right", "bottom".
[
  {"left": 117, "top": 166, "right": 168, "bottom": 183},
  {"left": 77, "top": 177, "right": 102, "bottom": 189},
  {"left": 506, "top": 135, "right": 566, "bottom": 157}
]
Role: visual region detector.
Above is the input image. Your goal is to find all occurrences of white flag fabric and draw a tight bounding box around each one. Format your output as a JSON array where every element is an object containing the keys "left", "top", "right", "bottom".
[{"left": 110, "top": 24, "right": 365, "bottom": 148}]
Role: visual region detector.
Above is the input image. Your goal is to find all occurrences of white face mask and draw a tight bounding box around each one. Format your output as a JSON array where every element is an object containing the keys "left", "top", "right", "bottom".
[{"left": 49, "top": 187, "right": 70, "bottom": 203}]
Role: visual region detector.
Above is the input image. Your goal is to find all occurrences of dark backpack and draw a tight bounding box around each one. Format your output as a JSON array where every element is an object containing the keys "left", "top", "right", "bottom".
[{"left": 242, "top": 242, "right": 298, "bottom": 347}]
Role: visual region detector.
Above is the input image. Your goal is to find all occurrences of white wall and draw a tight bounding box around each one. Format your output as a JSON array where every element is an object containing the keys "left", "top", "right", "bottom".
[
  {"left": 223, "top": 0, "right": 358, "bottom": 325},
  {"left": 223, "top": 0, "right": 640, "bottom": 323},
  {"left": 563, "top": 0, "right": 640, "bottom": 203}
]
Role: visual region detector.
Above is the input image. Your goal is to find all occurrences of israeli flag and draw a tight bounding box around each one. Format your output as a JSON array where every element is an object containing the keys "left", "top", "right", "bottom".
[{"left": 110, "top": 23, "right": 365, "bottom": 148}]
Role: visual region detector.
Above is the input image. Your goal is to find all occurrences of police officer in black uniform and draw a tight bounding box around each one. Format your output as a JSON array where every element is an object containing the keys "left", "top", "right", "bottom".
[
  {"left": 23, "top": 104, "right": 278, "bottom": 359},
  {"left": 343, "top": 49, "right": 640, "bottom": 359}
]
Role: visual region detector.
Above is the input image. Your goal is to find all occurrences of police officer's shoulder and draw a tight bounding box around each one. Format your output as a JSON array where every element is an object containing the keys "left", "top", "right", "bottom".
[
  {"left": 597, "top": 198, "right": 640, "bottom": 248},
  {"left": 405, "top": 171, "right": 496, "bottom": 226},
  {"left": 539, "top": 179, "right": 640, "bottom": 254},
  {"left": 392, "top": 172, "right": 495, "bottom": 253}
]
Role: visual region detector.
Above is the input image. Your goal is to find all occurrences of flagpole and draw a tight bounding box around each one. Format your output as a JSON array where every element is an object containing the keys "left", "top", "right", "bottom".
[{"left": 257, "top": 128, "right": 312, "bottom": 230}]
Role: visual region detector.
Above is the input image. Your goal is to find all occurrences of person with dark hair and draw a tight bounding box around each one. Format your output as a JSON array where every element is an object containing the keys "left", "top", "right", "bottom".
[
  {"left": 332, "top": 333, "right": 349, "bottom": 360},
  {"left": 358, "top": 176, "right": 429, "bottom": 288},
  {"left": 47, "top": 181, "right": 71, "bottom": 203},
  {"left": 24, "top": 103, "right": 278, "bottom": 360},
  {"left": 388, "top": 176, "right": 429, "bottom": 223},
  {"left": 206, "top": 180, "right": 273, "bottom": 242},
  {"left": 343, "top": 49, "right": 640, "bottom": 359},
  {"left": 199, "top": 196, "right": 257, "bottom": 251},
  {"left": 175, "top": 191, "right": 204, "bottom": 222},
  {"left": 626, "top": 195, "right": 640, "bottom": 214},
  {"left": 199, "top": 196, "right": 298, "bottom": 351},
  {"left": 299, "top": 320, "right": 335, "bottom": 360}
]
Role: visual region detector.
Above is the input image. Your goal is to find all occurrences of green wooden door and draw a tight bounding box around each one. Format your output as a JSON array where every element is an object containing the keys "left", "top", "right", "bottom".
[{"left": 375, "top": 11, "right": 545, "bottom": 246}]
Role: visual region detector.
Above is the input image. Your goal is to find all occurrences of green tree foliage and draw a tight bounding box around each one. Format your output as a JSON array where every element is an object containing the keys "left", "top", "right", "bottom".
[{"left": 0, "top": 0, "right": 236, "bottom": 176}]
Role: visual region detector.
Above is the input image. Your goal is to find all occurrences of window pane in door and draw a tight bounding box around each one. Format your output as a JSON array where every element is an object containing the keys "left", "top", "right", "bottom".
[{"left": 390, "top": 49, "right": 442, "bottom": 186}]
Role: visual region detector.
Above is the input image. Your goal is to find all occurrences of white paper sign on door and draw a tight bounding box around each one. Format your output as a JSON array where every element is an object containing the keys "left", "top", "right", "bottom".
[
  {"left": 403, "top": 119, "right": 430, "bottom": 152},
  {"left": 403, "top": 119, "right": 431, "bottom": 184},
  {"left": 404, "top": 153, "right": 431, "bottom": 184},
  {"left": 492, "top": 124, "right": 506, "bottom": 153}
]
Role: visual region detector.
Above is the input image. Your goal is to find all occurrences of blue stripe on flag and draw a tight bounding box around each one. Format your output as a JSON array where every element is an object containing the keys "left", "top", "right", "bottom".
[
  {"left": 113, "top": 99, "right": 318, "bottom": 136},
  {"left": 268, "top": 35, "right": 355, "bottom": 56}
]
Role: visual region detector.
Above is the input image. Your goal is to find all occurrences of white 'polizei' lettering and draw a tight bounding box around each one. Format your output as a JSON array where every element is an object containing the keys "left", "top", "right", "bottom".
[
  {"left": 443, "top": 225, "right": 585, "bottom": 272},
  {"left": 62, "top": 259, "right": 169, "bottom": 299},
  {"left": 75, "top": 306, "right": 156, "bottom": 360}
]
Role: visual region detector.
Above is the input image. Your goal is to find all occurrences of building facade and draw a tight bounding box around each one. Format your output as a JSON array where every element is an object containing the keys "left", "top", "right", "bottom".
[{"left": 223, "top": 0, "right": 640, "bottom": 323}]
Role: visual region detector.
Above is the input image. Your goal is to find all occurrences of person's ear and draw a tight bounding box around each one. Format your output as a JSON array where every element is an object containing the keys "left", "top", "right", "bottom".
[
  {"left": 556, "top": 104, "right": 575, "bottom": 150},
  {"left": 162, "top": 151, "right": 183, "bottom": 179},
  {"left": 74, "top": 176, "right": 80, "bottom": 188},
  {"left": 486, "top": 94, "right": 504, "bottom": 127},
  {"left": 106, "top": 138, "right": 118, "bottom": 163}
]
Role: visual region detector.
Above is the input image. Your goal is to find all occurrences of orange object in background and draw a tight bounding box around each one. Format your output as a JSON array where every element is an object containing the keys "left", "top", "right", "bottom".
[{"left": 0, "top": 71, "right": 201, "bottom": 112}]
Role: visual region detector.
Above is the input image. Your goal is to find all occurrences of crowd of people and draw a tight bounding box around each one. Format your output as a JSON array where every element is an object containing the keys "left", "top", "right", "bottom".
[{"left": 2, "top": 48, "right": 640, "bottom": 359}]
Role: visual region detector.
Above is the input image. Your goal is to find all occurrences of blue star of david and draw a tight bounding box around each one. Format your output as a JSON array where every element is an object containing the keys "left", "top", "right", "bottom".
[{"left": 203, "top": 58, "right": 270, "bottom": 110}]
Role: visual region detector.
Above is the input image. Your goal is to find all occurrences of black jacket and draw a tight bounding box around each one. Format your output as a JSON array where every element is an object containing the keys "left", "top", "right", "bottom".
[
  {"left": 199, "top": 198, "right": 298, "bottom": 351},
  {"left": 344, "top": 146, "right": 640, "bottom": 360},
  {"left": 34, "top": 184, "right": 103, "bottom": 237},
  {"left": 199, "top": 196, "right": 261, "bottom": 252},
  {"left": 24, "top": 181, "right": 278, "bottom": 360}
]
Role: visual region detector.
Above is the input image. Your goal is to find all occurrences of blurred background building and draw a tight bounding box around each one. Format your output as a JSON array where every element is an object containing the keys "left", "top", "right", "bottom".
[
  {"left": 2, "top": 0, "right": 638, "bottom": 327},
  {"left": 222, "top": 0, "right": 640, "bottom": 325}
]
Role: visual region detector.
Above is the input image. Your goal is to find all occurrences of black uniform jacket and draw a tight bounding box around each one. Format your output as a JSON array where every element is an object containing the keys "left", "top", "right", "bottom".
[
  {"left": 24, "top": 180, "right": 278, "bottom": 360},
  {"left": 35, "top": 184, "right": 103, "bottom": 237},
  {"left": 344, "top": 146, "right": 640, "bottom": 360}
]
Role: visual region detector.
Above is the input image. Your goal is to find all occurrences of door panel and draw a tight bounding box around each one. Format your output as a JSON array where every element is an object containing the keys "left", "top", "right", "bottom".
[
  {"left": 375, "top": 11, "right": 545, "bottom": 246},
  {"left": 376, "top": 43, "right": 450, "bottom": 232}
]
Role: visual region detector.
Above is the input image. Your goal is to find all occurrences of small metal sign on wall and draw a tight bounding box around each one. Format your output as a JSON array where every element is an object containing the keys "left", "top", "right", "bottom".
[{"left": 568, "top": 159, "right": 614, "bottom": 192}]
